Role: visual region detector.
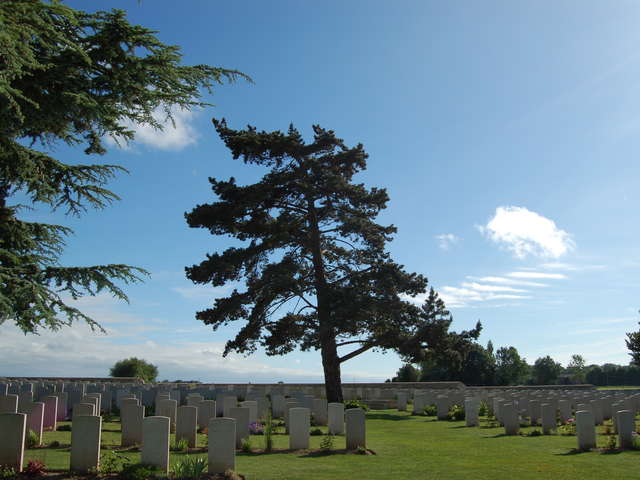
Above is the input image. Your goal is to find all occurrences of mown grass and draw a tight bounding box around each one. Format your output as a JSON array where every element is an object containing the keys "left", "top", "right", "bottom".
[
  {"left": 596, "top": 386, "right": 640, "bottom": 390},
  {"left": 25, "top": 410, "right": 640, "bottom": 480}
]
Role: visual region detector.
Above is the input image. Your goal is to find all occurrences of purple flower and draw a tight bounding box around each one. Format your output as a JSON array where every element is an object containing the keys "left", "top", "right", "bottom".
[{"left": 249, "top": 422, "right": 264, "bottom": 434}]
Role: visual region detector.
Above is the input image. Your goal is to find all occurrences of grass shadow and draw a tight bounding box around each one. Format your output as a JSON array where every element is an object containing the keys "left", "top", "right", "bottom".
[{"left": 555, "top": 448, "right": 593, "bottom": 456}]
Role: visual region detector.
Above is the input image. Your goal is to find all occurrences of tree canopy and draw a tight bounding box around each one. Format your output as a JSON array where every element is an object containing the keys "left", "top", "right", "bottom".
[
  {"left": 495, "top": 346, "right": 529, "bottom": 385},
  {"left": 0, "top": 1, "right": 247, "bottom": 334},
  {"left": 626, "top": 321, "right": 640, "bottom": 366},
  {"left": 110, "top": 357, "right": 158, "bottom": 383},
  {"left": 186, "top": 120, "right": 479, "bottom": 401},
  {"left": 531, "top": 355, "right": 562, "bottom": 385}
]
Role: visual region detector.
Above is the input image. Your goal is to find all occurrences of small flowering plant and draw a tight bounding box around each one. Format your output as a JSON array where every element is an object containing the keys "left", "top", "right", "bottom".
[
  {"left": 558, "top": 418, "right": 576, "bottom": 436},
  {"left": 249, "top": 422, "right": 264, "bottom": 435}
]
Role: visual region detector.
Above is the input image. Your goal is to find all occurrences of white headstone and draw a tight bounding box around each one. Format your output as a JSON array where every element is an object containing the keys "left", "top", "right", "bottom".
[{"left": 208, "top": 418, "right": 235, "bottom": 474}]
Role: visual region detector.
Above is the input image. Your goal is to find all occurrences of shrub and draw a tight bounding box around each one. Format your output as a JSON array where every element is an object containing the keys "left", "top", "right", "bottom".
[
  {"left": 48, "top": 440, "right": 60, "bottom": 448},
  {"left": 355, "top": 445, "right": 367, "bottom": 455},
  {"left": 56, "top": 424, "right": 71, "bottom": 432},
  {"left": 172, "top": 456, "right": 208, "bottom": 479},
  {"left": 527, "top": 429, "right": 542, "bottom": 437},
  {"left": 423, "top": 404, "right": 437, "bottom": 417},
  {"left": 100, "top": 450, "right": 131, "bottom": 474},
  {"left": 605, "top": 435, "right": 617, "bottom": 452},
  {"left": 558, "top": 421, "right": 576, "bottom": 436},
  {"left": 249, "top": 422, "right": 264, "bottom": 435},
  {"left": 320, "top": 434, "right": 334, "bottom": 451},
  {"left": 23, "top": 460, "right": 46, "bottom": 477},
  {"left": 478, "top": 401, "right": 491, "bottom": 417},
  {"left": 240, "top": 437, "right": 252, "bottom": 454},
  {"left": 172, "top": 438, "right": 189, "bottom": 453},
  {"left": 447, "top": 404, "right": 465, "bottom": 421},
  {"left": 24, "top": 430, "right": 39, "bottom": 449},
  {"left": 120, "top": 463, "right": 159, "bottom": 480},
  {"left": 344, "top": 400, "right": 369, "bottom": 412},
  {"left": 0, "top": 466, "right": 16, "bottom": 480},
  {"left": 310, "top": 428, "right": 323, "bottom": 436}
]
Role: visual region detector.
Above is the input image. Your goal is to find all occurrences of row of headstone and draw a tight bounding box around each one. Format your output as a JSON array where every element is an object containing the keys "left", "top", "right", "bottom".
[
  {"left": 0, "top": 412, "right": 236, "bottom": 474},
  {"left": 401, "top": 387, "right": 638, "bottom": 451}
]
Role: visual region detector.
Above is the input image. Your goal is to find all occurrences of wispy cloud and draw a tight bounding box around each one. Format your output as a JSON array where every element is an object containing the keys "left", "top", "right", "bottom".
[
  {"left": 435, "top": 233, "right": 460, "bottom": 251},
  {"left": 479, "top": 206, "right": 575, "bottom": 258},
  {"left": 538, "top": 262, "right": 606, "bottom": 271},
  {"left": 106, "top": 106, "right": 199, "bottom": 151},
  {"left": 507, "top": 271, "right": 567, "bottom": 280},
  {"left": 439, "top": 286, "right": 531, "bottom": 308},
  {"left": 459, "top": 282, "right": 526, "bottom": 293},
  {"left": 467, "top": 276, "right": 548, "bottom": 287}
]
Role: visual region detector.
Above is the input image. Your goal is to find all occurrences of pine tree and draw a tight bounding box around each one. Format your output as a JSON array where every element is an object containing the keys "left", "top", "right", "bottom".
[
  {"left": 186, "top": 120, "right": 480, "bottom": 401},
  {"left": 626, "top": 321, "right": 640, "bottom": 366},
  {"left": 0, "top": 1, "right": 248, "bottom": 333}
]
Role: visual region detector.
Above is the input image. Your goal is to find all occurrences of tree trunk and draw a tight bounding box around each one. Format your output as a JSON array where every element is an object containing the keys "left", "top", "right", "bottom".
[
  {"left": 305, "top": 197, "right": 344, "bottom": 403},
  {"left": 321, "top": 335, "right": 344, "bottom": 403}
]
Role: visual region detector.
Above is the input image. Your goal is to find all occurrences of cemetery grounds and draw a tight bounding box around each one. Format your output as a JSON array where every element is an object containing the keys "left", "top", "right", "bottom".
[{"left": 23, "top": 408, "right": 640, "bottom": 480}]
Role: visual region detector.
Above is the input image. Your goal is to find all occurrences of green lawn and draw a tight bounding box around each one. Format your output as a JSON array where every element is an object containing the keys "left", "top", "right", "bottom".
[
  {"left": 596, "top": 386, "right": 640, "bottom": 390},
  {"left": 26, "top": 410, "right": 640, "bottom": 479}
]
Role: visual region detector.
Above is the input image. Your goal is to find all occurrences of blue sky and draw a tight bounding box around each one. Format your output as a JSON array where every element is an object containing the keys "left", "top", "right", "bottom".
[{"left": 2, "top": 0, "right": 640, "bottom": 382}]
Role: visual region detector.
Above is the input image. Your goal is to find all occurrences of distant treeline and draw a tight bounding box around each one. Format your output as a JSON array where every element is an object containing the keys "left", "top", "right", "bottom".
[{"left": 388, "top": 341, "right": 639, "bottom": 386}]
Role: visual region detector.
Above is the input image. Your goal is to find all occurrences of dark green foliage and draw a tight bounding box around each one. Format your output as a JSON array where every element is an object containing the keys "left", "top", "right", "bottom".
[
  {"left": 391, "top": 363, "right": 420, "bottom": 382},
  {"left": 100, "top": 450, "right": 131, "bottom": 475},
  {"left": 310, "top": 427, "right": 323, "bottom": 436},
  {"left": 531, "top": 356, "right": 562, "bottom": 385},
  {"left": 495, "top": 346, "right": 530, "bottom": 386},
  {"left": 423, "top": 404, "right": 437, "bottom": 416},
  {"left": 119, "top": 463, "right": 159, "bottom": 480},
  {"left": 56, "top": 424, "right": 71, "bottom": 432},
  {"left": 585, "top": 363, "right": 640, "bottom": 386},
  {"left": 48, "top": 440, "right": 60, "bottom": 448},
  {"left": 420, "top": 340, "right": 491, "bottom": 385},
  {"left": 185, "top": 120, "right": 478, "bottom": 402},
  {"left": 0, "top": 1, "right": 248, "bottom": 334},
  {"left": 110, "top": 357, "right": 158, "bottom": 383},
  {"left": 626, "top": 321, "right": 640, "bottom": 366},
  {"left": 344, "top": 400, "right": 369, "bottom": 412},
  {"left": 0, "top": 466, "right": 16, "bottom": 480},
  {"left": 447, "top": 404, "right": 465, "bottom": 421}
]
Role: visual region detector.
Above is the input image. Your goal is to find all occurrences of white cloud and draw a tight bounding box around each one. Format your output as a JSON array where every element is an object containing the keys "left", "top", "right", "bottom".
[
  {"left": 468, "top": 276, "right": 548, "bottom": 287},
  {"left": 538, "top": 262, "right": 606, "bottom": 271},
  {"left": 439, "top": 286, "right": 530, "bottom": 308},
  {"left": 459, "top": 282, "right": 526, "bottom": 293},
  {"left": 479, "top": 206, "right": 575, "bottom": 258},
  {"left": 507, "top": 271, "right": 567, "bottom": 280},
  {"left": 106, "top": 106, "right": 199, "bottom": 151},
  {"left": 0, "top": 322, "right": 326, "bottom": 383},
  {"left": 435, "top": 233, "right": 460, "bottom": 250},
  {"left": 406, "top": 280, "right": 531, "bottom": 308}
]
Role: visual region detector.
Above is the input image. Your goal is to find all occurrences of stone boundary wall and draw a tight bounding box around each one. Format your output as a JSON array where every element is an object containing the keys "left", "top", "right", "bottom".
[
  {"left": 466, "top": 384, "right": 596, "bottom": 391},
  {"left": 0, "top": 377, "right": 143, "bottom": 384}
]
